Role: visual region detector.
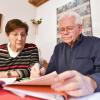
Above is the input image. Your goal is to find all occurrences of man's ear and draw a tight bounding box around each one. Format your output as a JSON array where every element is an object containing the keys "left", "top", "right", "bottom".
[{"left": 79, "top": 24, "right": 82, "bottom": 32}]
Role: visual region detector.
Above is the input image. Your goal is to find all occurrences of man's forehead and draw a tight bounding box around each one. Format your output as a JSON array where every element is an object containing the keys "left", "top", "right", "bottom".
[
  {"left": 59, "top": 17, "right": 76, "bottom": 26},
  {"left": 60, "top": 15, "right": 75, "bottom": 21}
]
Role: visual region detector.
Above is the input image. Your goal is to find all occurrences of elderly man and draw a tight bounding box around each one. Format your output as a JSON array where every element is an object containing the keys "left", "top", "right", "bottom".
[{"left": 46, "top": 11, "right": 100, "bottom": 97}]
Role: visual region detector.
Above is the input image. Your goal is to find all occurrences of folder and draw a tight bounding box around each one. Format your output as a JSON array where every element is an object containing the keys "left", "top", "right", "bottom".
[
  {"left": 2, "top": 71, "right": 67, "bottom": 100},
  {"left": 0, "top": 87, "right": 44, "bottom": 100},
  {"left": 4, "top": 85, "right": 67, "bottom": 100}
]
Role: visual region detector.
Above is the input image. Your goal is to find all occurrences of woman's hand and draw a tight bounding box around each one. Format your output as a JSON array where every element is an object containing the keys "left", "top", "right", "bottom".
[{"left": 30, "top": 63, "right": 40, "bottom": 79}]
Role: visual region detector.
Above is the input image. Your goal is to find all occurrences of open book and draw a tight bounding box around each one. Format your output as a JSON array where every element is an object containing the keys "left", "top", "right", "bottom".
[{"left": 1, "top": 71, "right": 67, "bottom": 100}]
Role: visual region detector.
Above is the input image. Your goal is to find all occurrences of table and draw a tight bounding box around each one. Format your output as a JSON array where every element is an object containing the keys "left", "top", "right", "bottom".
[
  {"left": 70, "top": 92, "right": 100, "bottom": 100},
  {"left": 0, "top": 88, "right": 44, "bottom": 100},
  {"left": 1, "top": 87, "right": 100, "bottom": 100}
]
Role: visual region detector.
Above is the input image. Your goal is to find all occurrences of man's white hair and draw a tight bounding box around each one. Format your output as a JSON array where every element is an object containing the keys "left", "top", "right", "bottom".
[{"left": 59, "top": 11, "right": 82, "bottom": 25}]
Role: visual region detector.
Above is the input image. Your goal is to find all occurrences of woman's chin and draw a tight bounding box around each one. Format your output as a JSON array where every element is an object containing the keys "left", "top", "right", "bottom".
[{"left": 15, "top": 46, "right": 24, "bottom": 52}]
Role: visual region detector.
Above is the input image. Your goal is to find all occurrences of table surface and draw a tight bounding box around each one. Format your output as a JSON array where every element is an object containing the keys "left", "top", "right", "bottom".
[
  {"left": 1, "top": 87, "right": 100, "bottom": 100},
  {"left": 69, "top": 92, "right": 100, "bottom": 100},
  {"left": 0, "top": 87, "right": 45, "bottom": 100}
]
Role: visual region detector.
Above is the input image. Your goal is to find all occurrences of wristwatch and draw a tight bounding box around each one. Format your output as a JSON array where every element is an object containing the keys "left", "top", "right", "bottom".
[{"left": 7, "top": 70, "right": 12, "bottom": 78}]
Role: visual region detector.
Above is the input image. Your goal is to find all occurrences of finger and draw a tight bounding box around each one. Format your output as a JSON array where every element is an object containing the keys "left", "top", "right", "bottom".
[
  {"left": 65, "top": 82, "right": 81, "bottom": 91},
  {"left": 52, "top": 71, "right": 75, "bottom": 84},
  {"left": 34, "top": 63, "right": 40, "bottom": 69},
  {"left": 32, "top": 66, "right": 40, "bottom": 74},
  {"left": 58, "top": 71, "right": 75, "bottom": 81},
  {"left": 30, "top": 72, "right": 40, "bottom": 79},
  {"left": 67, "top": 89, "right": 84, "bottom": 97},
  {"left": 51, "top": 82, "right": 64, "bottom": 89},
  {"left": 30, "top": 66, "right": 40, "bottom": 79},
  {"left": 40, "top": 67, "right": 46, "bottom": 75},
  {"left": 52, "top": 82, "right": 80, "bottom": 92},
  {"left": 35, "top": 67, "right": 40, "bottom": 73}
]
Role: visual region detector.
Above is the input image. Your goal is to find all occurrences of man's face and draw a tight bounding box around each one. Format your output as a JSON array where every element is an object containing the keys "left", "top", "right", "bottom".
[
  {"left": 59, "top": 16, "right": 82, "bottom": 45},
  {"left": 8, "top": 28, "right": 27, "bottom": 52}
]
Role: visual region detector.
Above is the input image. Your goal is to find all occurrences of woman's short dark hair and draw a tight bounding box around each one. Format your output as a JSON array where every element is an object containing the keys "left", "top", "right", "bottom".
[{"left": 5, "top": 19, "right": 28, "bottom": 36}]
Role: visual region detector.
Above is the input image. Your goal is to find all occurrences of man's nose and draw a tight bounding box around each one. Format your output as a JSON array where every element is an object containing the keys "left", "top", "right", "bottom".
[{"left": 63, "top": 30, "right": 69, "bottom": 35}]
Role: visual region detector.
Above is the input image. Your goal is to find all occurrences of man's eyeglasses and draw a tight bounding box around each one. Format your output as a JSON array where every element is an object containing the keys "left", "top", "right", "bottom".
[{"left": 60, "top": 26, "right": 76, "bottom": 32}]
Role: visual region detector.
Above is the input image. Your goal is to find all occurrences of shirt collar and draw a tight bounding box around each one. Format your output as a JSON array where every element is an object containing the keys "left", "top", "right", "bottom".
[
  {"left": 64, "top": 34, "right": 84, "bottom": 48},
  {"left": 7, "top": 42, "right": 20, "bottom": 58}
]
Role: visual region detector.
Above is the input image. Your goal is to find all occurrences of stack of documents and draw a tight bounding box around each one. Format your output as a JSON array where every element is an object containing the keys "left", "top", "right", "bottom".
[{"left": 0, "top": 71, "right": 67, "bottom": 100}]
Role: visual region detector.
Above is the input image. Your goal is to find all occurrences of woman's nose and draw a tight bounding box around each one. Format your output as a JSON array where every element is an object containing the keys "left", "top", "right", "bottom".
[{"left": 17, "top": 35, "right": 22, "bottom": 40}]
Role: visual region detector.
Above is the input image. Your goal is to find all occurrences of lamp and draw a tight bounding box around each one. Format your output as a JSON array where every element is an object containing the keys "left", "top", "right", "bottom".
[{"left": 31, "top": 18, "right": 42, "bottom": 36}]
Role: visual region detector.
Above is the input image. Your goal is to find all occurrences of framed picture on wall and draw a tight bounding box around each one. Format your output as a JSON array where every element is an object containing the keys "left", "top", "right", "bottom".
[
  {"left": 57, "top": 0, "right": 92, "bottom": 44},
  {"left": 0, "top": 14, "right": 3, "bottom": 33}
]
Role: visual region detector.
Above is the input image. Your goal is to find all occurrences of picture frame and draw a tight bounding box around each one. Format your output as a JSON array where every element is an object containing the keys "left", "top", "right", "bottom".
[
  {"left": 57, "top": 0, "right": 92, "bottom": 44},
  {"left": 0, "top": 14, "right": 3, "bottom": 33}
]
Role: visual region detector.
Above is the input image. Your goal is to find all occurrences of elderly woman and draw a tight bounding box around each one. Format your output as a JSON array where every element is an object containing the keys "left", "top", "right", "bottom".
[{"left": 0, "top": 19, "right": 40, "bottom": 80}]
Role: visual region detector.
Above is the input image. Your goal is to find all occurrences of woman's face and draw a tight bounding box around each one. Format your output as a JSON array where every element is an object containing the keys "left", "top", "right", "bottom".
[{"left": 8, "top": 28, "right": 27, "bottom": 52}]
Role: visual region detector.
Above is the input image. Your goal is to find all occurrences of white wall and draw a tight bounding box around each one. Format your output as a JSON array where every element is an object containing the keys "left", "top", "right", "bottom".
[
  {"left": 90, "top": 0, "right": 100, "bottom": 37},
  {"left": 0, "top": 0, "right": 100, "bottom": 62},
  {"left": 0, "top": 0, "right": 37, "bottom": 43},
  {"left": 36, "top": 0, "right": 100, "bottom": 62},
  {"left": 36, "top": 0, "right": 68, "bottom": 61}
]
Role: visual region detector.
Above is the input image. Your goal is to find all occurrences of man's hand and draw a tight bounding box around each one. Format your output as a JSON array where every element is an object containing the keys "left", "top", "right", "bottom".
[
  {"left": 40, "top": 67, "right": 46, "bottom": 76},
  {"left": 30, "top": 63, "right": 40, "bottom": 79},
  {"left": 51, "top": 70, "right": 97, "bottom": 97}
]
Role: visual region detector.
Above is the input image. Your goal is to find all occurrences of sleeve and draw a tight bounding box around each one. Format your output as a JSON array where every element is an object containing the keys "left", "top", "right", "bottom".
[
  {"left": 15, "top": 68, "right": 31, "bottom": 79},
  {"left": 0, "top": 68, "right": 31, "bottom": 79},
  {"left": 30, "top": 45, "right": 39, "bottom": 66},
  {"left": 90, "top": 73, "right": 100, "bottom": 92},
  {"left": 90, "top": 40, "right": 100, "bottom": 92},
  {"left": 15, "top": 44, "right": 40, "bottom": 79},
  {"left": 46, "top": 46, "right": 58, "bottom": 74}
]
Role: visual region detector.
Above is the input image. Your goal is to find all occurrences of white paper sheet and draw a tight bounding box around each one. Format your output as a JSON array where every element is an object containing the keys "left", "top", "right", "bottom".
[
  {"left": 70, "top": 92, "right": 100, "bottom": 100},
  {"left": 0, "top": 78, "right": 16, "bottom": 85}
]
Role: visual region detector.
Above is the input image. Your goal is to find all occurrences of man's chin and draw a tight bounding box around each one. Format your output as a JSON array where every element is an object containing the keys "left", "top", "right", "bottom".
[
  {"left": 64, "top": 40, "right": 72, "bottom": 44},
  {"left": 64, "top": 40, "right": 74, "bottom": 46}
]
